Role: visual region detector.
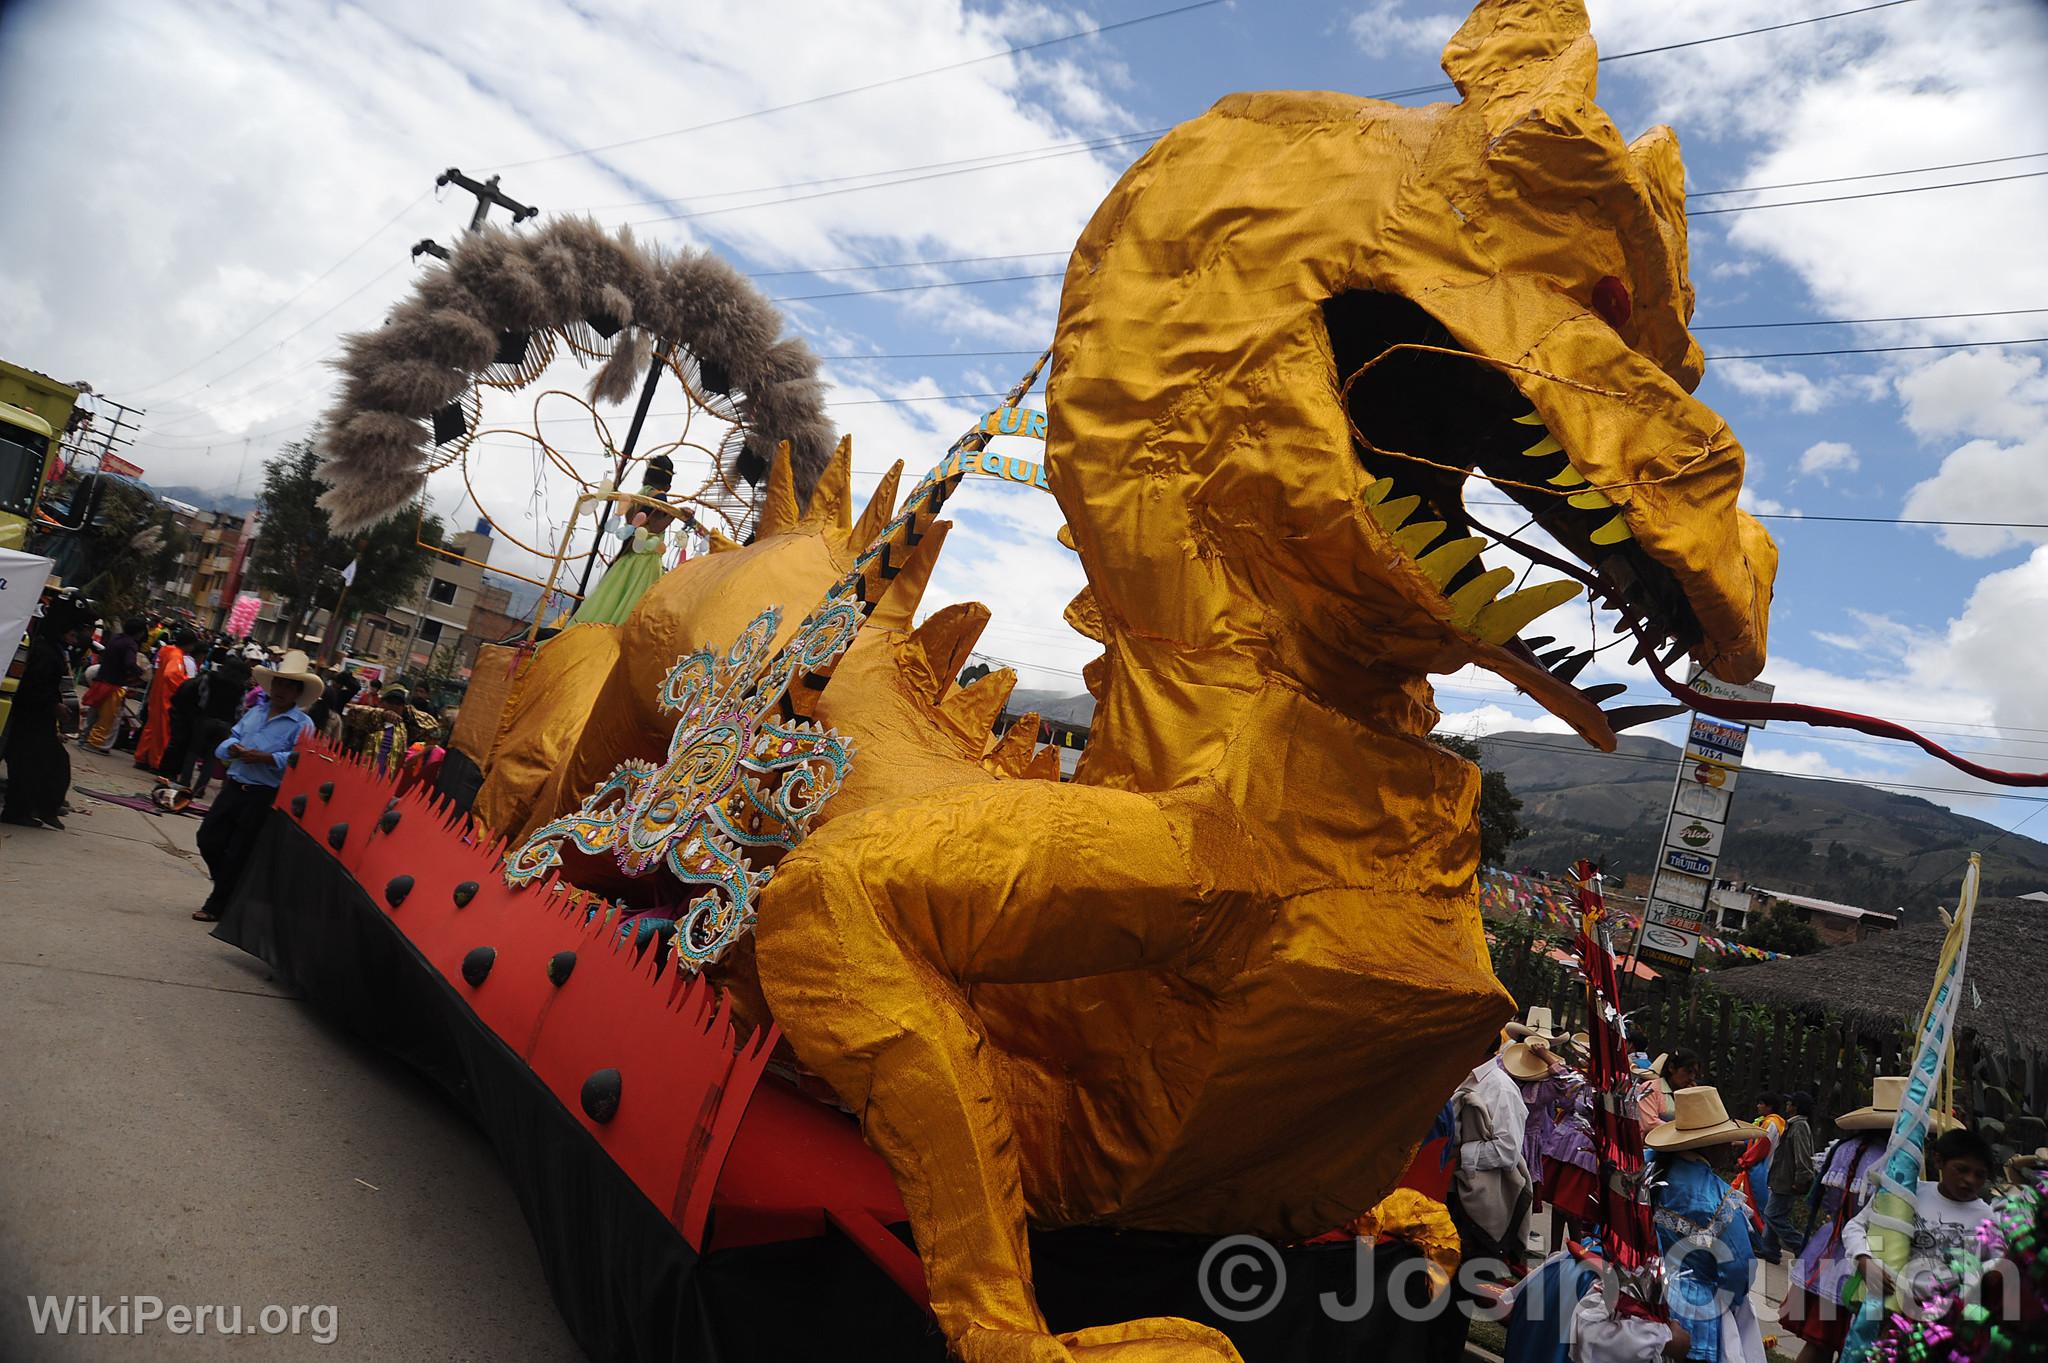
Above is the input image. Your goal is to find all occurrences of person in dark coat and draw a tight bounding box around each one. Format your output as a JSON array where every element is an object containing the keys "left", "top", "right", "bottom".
[
  {"left": 176, "top": 658, "right": 253, "bottom": 799},
  {"left": 158, "top": 637, "right": 214, "bottom": 780},
  {"left": 4, "top": 597, "right": 91, "bottom": 830}
]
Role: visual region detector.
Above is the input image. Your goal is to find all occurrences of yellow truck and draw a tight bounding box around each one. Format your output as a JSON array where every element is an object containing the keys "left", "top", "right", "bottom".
[{"left": 1, "top": 359, "right": 84, "bottom": 733}]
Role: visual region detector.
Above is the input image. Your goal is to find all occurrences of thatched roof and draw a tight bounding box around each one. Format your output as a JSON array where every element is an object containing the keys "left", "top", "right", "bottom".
[{"left": 1714, "top": 897, "right": 2048, "bottom": 1050}]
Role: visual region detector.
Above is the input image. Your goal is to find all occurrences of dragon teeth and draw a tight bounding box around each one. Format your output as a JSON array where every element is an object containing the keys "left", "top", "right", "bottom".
[
  {"left": 1371, "top": 494, "right": 1422, "bottom": 530},
  {"left": 1589, "top": 511, "right": 1632, "bottom": 544},
  {"left": 1446, "top": 566, "right": 1517, "bottom": 626},
  {"left": 1391, "top": 519, "right": 1446, "bottom": 558},
  {"left": 1472, "top": 579, "right": 1583, "bottom": 645},
  {"left": 1547, "top": 465, "right": 1588, "bottom": 488},
  {"left": 1511, "top": 410, "right": 1547, "bottom": 426},
  {"left": 1363, "top": 476, "right": 1396, "bottom": 506},
  {"left": 1416, "top": 536, "right": 1486, "bottom": 587},
  {"left": 1567, "top": 488, "right": 1614, "bottom": 511},
  {"left": 1522, "top": 435, "right": 1564, "bottom": 459}
]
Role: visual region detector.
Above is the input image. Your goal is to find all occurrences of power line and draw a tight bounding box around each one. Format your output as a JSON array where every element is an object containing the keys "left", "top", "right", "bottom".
[
  {"left": 1455, "top": 733, "right": 2048, "bottom": 804},
  {"left": 627, "top": 138, "right": 1154, "bottom": 227},
  {"left": 1690, "top": 150, "right": 2048, "bottom": 198},
  {"left": 1362, "top": 0, "right": 1924, "bottom": 101},
  {"left": 1691, "top": 170, "right": 2048, "bottom": 216},
  {"left": 1461, "top": 500, "right": 2048, "bottom": 532},
  {"left": 771, "top": 271, "right": 1063, "bottom": 303},
  {"left": 752, "top": 251, "right": 1068, "bottom": 280},
  {"left": 1693, "top": 307, "right": 2048, "bottom": 331},
  {"left": 1710, "top": 336, "right": 2047, "bottom": 360},
  {"left": 583, "top": 133, "right": 1170, "bottom": 214},
  {"left": 485, "top": 0, "right": 1228, "bottom": 170},
  {"left": 133, "top": 261, "right": 406, "bottom": 416},
  {"left": 111, "top": 190, "right": 429, "bottom": 398}
]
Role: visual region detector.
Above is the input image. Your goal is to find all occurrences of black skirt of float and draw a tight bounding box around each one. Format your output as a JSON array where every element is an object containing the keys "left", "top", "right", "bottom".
[{"left": 214, "top": 811, "right": 1436, "bottom": 1363}]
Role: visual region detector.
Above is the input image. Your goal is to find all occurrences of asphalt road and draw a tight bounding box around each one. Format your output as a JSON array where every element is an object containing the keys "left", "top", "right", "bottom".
[{"left": 0, "top": 746, "right": 583, "bottom": 1361}]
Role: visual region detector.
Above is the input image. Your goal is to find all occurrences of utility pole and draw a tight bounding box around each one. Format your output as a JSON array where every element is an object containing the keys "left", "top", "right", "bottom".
[
  {"left": 572, "top": 342, "right": 676, "bottom": 601},
  {"left": 84, "top": 395, "right": 145, "bottom": 471},
  {"left": 412, "top": 168, "right": 538, "bottom": 261}
]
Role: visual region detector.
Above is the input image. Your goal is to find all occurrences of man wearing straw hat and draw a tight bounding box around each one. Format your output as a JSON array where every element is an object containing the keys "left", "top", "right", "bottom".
[
  {"left": 1646, "top": 1085, "right": 1769, "bottom": 1363},
  {"left": 191, "top": 650, "right": 319, "bottom": 924}
]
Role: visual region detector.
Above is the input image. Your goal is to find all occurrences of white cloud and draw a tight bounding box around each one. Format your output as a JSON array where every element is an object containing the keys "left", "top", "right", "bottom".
[
  {"left": 1347, "top": 0, "right": 1463, "bottom": 58},
  {"left": 1895, "top": 349, "right": 2048, "bottom": 558},
  {"left": 1578, "top": 0, "right": 2048, "bottom": 335},
  {"left": 1901, "top": 434, "right": 2048, "bottom": 559},
  {"left": 0, "top": 0, "right": 1137, "bottom": 497},
  {"left": 1796, "top": 439, "right": 1858, "bottom": 481},
  {"left": 1739, "top": 486, "right": 1799, "bottom": 517},
  {"left": 1714, "top": 359, "right": 1834, "bottom": 414},
  {"left": 1897, "top": 351, "right": 2048, "bottom": 444}
]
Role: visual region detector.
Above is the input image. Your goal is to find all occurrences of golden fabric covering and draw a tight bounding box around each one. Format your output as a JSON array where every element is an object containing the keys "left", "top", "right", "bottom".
[
  {"left": 447, "top": 643, "right": 518, "bottom": 764},
  {"left": 476, "top": 2, "right": 1776, "bottom": 1357}
]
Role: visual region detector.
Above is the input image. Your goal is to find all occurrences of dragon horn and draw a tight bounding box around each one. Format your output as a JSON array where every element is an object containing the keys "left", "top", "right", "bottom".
[
  {"left": 755, "top": 441, "right": 801, "bottom": 538},
  {"left": 799, "top": 434, "right": 854, "bottom": 533},
  {"left": 850, "top": 459, "right": 905, "bottom": 552}
]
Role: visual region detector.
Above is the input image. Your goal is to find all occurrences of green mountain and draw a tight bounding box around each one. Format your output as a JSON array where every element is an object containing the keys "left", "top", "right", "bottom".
[{"left": 1472, "top": 730, "right": 2048, "bottom": 915}]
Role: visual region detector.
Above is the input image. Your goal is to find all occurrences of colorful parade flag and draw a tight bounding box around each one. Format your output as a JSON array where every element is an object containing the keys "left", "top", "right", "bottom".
[{"left": 1844, "top": 854, "right": 1977, "bottom": 1359}]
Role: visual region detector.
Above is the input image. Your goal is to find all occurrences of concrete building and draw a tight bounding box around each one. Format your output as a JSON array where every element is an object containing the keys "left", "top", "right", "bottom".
[
  {"left": 457, "top": 580, "right": 526, "bottom": 676},
  {"left": 1749, "top": 887, "right": 1900, "bottom": 947},
  {"left": 353, "top": 522, "right": 495, "bottom": 679}
]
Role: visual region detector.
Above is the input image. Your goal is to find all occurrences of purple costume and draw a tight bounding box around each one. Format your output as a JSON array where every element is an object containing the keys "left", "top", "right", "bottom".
[{"left": 1790, "top": 1133, "right": 1886, "bottom": 1305}]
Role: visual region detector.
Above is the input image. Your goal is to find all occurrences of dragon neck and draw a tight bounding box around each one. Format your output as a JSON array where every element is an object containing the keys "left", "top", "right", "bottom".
[{"left": 1076, "top": 633, "right": 1476, "bottom": 878}]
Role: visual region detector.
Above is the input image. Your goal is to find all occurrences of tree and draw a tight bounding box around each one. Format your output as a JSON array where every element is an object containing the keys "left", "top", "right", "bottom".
[
  {"left": 247, "top": 436, "right": 443, "bottom": 629},
  {"left": 67, "top": 476, "right": 178, "bottom": 619},
  {"left": 1433, "top": 733, "right": 1529, "bottom": 868},
  {"left": 1741, "top": 899, "right": 1820, "bottom": 956}
]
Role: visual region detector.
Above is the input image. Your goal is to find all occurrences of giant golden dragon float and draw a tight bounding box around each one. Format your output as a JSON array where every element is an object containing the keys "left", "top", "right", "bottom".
[{"left": 215, "top": 1, "right": 1788, "bottom": 1358}]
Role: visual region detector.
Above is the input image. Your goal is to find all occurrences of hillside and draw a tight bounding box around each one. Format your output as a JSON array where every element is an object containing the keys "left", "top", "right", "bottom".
[
  {"left": 978, "top": 690, "right": 2048, "bottom": 915},
  {"left": 1474, "top": 730, "right": 2048, "bottom": 914}
]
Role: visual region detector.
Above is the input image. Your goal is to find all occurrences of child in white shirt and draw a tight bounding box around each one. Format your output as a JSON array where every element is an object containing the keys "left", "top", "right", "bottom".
[{"left": 1843, "top": 1125, "right": 1994, "bottom": 1320}]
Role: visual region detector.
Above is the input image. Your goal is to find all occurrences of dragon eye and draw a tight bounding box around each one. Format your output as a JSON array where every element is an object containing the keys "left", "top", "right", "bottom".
[{"left": 1593, "top": 275, "right": 1632, "bottom": 329}]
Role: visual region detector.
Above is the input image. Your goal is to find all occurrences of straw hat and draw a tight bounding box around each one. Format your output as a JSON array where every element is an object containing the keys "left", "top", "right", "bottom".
[
  {"left": 1836, "top": 1076, "right": 1907, "bottom": 1132},
  {"left": 253, "top": 649, "right": 325, "bottom": 707},
  {"left": 1504, "top": 1006, "right": 1562, "bottom": 1045},
  {"left": 1644, "top": 1086, "right": 1765, "bottom": 1152},
  {"left": 1500, "top": 1041, "right": 1554, "bottom": 1082}
]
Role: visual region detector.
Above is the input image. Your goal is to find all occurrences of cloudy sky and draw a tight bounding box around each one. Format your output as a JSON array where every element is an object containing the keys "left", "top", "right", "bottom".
[{"left": 4, "top": 0, "right": 2048, "bottom": 849}]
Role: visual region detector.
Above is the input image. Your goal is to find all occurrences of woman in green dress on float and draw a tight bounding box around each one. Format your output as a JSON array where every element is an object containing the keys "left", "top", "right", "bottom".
[{"left": 574, "top": 454, "right": 680, "bottom": 626}]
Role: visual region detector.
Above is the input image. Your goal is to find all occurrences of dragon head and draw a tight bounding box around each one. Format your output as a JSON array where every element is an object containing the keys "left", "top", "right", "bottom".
[{"left": 1049, "top": 0, "right": 1776, "bottom": 750}]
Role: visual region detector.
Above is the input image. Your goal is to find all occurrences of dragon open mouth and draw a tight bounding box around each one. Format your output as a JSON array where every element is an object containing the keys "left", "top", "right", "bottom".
[{"left": 1326, "top": 292, "right": 1702, "bottom": 744}]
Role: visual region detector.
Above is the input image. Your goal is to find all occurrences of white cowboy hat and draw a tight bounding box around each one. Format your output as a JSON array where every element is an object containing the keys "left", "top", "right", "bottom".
[
  {"left": 253, "top": 649, "right": 325, "bottom": 707},
  {"left": 1644, "top": 1086, "right": 1765, "bottom": 1152},
  {"left": 1836, "top": 1076, "right": 1921, "bottom": 1132},
  {"left": 1500, "top": 1040, "right": 1554, "bottom": 1082}
]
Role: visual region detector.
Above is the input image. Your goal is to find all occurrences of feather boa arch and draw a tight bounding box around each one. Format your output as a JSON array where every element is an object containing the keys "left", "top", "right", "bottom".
[{"left": 314, "top": 216, "right": 836, "bottom": 534}]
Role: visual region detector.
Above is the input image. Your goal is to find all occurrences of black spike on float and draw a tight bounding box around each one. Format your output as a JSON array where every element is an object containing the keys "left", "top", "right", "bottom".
[
  {"left": 580, "top": 1068, "right": 622, "bottom": 1124},
  {"left": 287, "top": 752, "right": 300, "bottom": 769},
  {"left": 1537, "top": 646, "right": 1574, "bottom": 668},
  {"left": 384, "top": 875, "right": 414, "bottom": 908},
  {"left": 289, "top": 794, "right": 307, "bottom": 818},
  {"left": 461, "top": 946, "right": 496, "bottom": 987},
  {"left": 327, "top": 822, "right": 348, "bottom": 850},
  {"left": 547, "top": 950, "right": 577, "bottom": 987},
  {"left": 452, "top": 881, "right": 479, "bottom": 908},
  {"left": 1579, "top": 682, "right": 1628, "bottom": 706},
  {"left": 1550, "top": 651, "right": 1593, "bottom": 683},
  {"left": 318, "top": 781, "right": 335, "bottom": 803},
  {"left": 378, "top": 808, "right": 402, "bottom": 834},
  {"left": 1522, "top": 635, "right": 1555, "bottom": 652},
  {"left": 1603, "top": 703, "right": 1690, "bottom": 733}
]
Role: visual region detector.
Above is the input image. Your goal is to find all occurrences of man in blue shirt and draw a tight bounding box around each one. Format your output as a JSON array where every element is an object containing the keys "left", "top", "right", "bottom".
[{"left": 192, "top": 650, "right": 320, "bottom": 923}]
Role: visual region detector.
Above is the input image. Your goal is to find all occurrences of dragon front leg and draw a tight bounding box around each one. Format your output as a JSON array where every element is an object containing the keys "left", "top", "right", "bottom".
[{"left": 756, "top": 779, "right": 1248, "bottom": 1363}]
